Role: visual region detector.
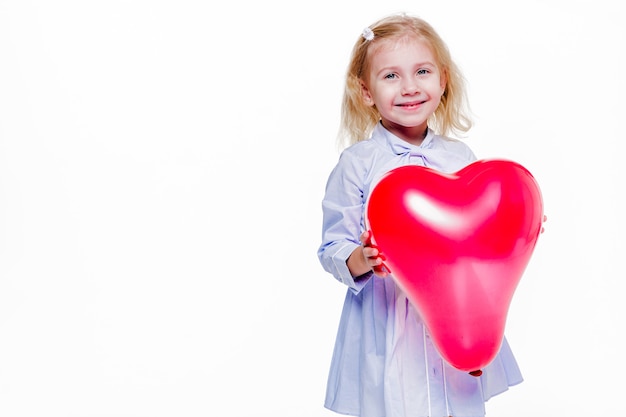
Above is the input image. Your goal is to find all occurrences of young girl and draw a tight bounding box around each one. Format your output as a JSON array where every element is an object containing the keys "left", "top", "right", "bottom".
[{"left": 318, "top": 13, "right": 523, "bottom": 417}]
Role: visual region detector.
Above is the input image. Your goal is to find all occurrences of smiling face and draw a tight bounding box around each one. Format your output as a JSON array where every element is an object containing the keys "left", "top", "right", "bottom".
[{"left": 361, "top": 35, "right": 446, "bottom": 145}]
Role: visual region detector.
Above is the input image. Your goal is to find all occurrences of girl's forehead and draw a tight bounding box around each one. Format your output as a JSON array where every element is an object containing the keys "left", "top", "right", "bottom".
[
  {"left": 368, "top": 35, "right": 436, "bottom": 63},
  {"left": 373, "top": 34, "right": 430, "bottom": 53}
]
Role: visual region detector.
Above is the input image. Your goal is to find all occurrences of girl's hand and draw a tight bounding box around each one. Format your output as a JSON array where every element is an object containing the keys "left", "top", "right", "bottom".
[{"left": 353, "top": 231, "right": 390, "bottom": 278}]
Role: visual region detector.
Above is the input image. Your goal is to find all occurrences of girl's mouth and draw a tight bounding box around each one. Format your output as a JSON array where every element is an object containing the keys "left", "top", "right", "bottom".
[{"left": 397, "top": 100, "right": 425, "bottom": 109}]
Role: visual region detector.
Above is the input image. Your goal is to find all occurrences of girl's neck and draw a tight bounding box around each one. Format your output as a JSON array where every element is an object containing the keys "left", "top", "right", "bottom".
[{"left": 382, "top": 121, "right": 428, "bottom": 146}]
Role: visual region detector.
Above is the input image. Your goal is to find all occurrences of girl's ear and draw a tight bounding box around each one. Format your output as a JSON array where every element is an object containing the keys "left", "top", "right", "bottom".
[
  {"left": 360, "top": 81, "right": 375, "bottom": 106},
  {"left": 440, "top": 72, "right": 448, "bottom": 96}
]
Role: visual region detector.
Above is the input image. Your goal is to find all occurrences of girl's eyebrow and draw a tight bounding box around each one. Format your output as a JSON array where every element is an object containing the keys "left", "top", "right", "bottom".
[
  {"left": 413, "top": 61, "right": 437, "bottom": 68},
  {"left": 375, "top": 61, "right": 437, "bottom": 75}
]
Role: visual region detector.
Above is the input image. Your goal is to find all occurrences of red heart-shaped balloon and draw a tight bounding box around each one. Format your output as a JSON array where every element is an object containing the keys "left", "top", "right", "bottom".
[{"left": 366, "top": 159, "right": 543, "bottom": 372}]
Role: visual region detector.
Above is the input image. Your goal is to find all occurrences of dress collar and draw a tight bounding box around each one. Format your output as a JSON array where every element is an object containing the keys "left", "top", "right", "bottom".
[{"left": 372, "top": 122, "right": 435, "bottom": 156}]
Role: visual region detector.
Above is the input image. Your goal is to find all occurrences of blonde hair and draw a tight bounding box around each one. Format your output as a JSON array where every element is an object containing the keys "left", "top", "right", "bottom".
[{"left": 338, "top": 13, "right": 473, "bottom": 147}]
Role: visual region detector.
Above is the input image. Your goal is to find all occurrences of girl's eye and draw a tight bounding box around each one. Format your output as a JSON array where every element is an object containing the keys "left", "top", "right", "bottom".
[
  {"left": 417, "top": 68, "right": 430, "bottom": 76},
  {"left": 384, "top": 73, "right": 398, "bottom": 80}
]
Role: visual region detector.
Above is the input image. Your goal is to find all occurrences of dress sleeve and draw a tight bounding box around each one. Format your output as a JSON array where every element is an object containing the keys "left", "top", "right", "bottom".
[
  {"left": 468, "top": 145, "right": 478, "bottom": 162},
  {"left": 317, "top": 151, "right": 372, "bottom": 294}
]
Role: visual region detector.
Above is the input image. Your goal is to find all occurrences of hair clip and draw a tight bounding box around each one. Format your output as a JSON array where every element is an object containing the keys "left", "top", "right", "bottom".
[{"left": 362, "top": 27, "right": 374, "bottom": 41}]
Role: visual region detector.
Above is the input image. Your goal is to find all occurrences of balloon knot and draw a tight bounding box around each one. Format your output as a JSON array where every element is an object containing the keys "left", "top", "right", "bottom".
[{"left": 469, "top": 370, "right": 483, "bottom": 377}]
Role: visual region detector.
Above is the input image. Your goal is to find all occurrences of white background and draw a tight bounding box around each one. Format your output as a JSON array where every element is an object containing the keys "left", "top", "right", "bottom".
[{"left": 1, "top": 0, "right": 624, "bottom": 416}]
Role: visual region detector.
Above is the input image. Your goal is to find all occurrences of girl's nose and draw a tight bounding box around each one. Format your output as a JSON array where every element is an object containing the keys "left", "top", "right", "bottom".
[{"left": 401, "top": 79, "right": 419, "bottom": 95}]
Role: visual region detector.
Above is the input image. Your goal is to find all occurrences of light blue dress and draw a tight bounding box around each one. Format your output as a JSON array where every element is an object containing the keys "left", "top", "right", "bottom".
[{"left": 318, "top": 123, "right": 523, "bottom": 417}]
